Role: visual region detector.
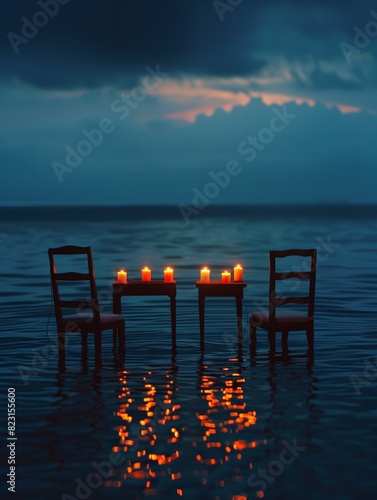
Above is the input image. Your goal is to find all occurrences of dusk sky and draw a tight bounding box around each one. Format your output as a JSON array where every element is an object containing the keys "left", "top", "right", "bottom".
[{"left": 1, "top": 0, "right": 376, "bottom": 206}]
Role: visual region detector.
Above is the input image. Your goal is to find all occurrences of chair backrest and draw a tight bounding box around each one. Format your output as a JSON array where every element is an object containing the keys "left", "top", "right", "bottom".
[
  {"left": 48, "top": 245, "right": 100, "bottom": 329},
  {"left": 269, "top": 249, "right": 317, "bottom": 320}
]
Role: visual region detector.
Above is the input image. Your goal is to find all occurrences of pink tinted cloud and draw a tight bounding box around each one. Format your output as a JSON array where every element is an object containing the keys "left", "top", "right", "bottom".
[
  {"left": 336, "top": 104, "right": 362, "bottom": 114},
  {"left": 151, "top": 80, "right": 249, "bottom": 122},
  {"left": 149, "top": 77, "right": 367, "bottom": 123}
]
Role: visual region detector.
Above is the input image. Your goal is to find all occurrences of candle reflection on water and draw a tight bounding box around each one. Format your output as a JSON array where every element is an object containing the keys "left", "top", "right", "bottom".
[
  {"left": 110, "top": 367, "right": 183, "bottom": 494},
  {"left": 107, "top": 359, "right": 262, "bottom": 496},
  {"left": 194, "top": 360, "right": 260, "bottom": 477}
]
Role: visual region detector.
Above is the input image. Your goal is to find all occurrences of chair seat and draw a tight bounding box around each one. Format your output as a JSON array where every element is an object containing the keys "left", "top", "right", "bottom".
[
  {"left": 250, "top": 310, "right": 313, "bottom": 328},
  {"left": 63, "top": 312, "right": 124, "bottom": 327}
]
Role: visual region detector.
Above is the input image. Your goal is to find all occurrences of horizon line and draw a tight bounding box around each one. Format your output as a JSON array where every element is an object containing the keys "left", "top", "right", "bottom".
[{"left": 0, "top": 202, "right": 376, "bottom": 208}]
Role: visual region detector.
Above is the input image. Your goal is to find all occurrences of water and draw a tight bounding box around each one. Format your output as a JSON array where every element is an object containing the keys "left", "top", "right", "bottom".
[{"left": 0, "top": 205, "right": 376, "bottom": 500}]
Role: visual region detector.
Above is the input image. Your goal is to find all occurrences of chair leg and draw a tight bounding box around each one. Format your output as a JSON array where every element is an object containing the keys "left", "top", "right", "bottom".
[
  {"left": 282, "top": 331, "right": 289, "bottom": 353},
  {"left": 118, "top": 324, "right": 126, "bottom": 366},
  {"left": 250, "top": 324, "right": 257, "bottom": 354},
  {"left": 306, "top": 325, "right": 314, "bottom": 353},
  {"left": 81, "top": 332, "right": 88, "bottom": 350},
  {"left": 94, "top": 331, "right": 102, "bottom": 358},
  {"left": 58, "top": 331, "right": 65, "bottom": 352},
  {"left": 58, "top": 331, "right": 65, "bottom": 371},
  {"left": 268, "top": 329, "right": 276, "bottom": 354},
  {"left": 118, "top": 323, "right": 125, "bottom": 344}
]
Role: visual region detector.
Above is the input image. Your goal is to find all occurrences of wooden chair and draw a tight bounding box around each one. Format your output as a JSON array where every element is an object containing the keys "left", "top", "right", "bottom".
[
  {"left": 249, "top": 249, "right": 317, "bottom": 354},
  {"left": 48, "top": 245, "right": 125, "bottom": 358}
]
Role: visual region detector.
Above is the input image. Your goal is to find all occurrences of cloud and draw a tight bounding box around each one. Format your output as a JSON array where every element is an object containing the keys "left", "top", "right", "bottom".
[
  {"left": 292, "top": 67, "right": 362, "bottom": 91},
  {"left": 1, "top": 0, "right": 376, "bottom": 92},
  {"left": 0, "top": 1, "right": 376, "bottom": 208},
  {"left": 0, "top": 80, "right": 375, "bottom": 206}
]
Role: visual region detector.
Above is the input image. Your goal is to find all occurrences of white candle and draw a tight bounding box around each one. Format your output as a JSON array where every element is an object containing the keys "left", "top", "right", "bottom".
[
  {"left": 200, "top": 267, "right": 210, "bottom": 282},
  {"left": 234, "top": 264, "right": 243, "bottom": 281},
  {"left": 164, "top": 267, "right": 174, "bottom": 283},
  {"left": 141, "top": 267, "right": 151, "bottom": 281},
  {"left": 117, "top": 270, "right": 127, "bottom": 283}
]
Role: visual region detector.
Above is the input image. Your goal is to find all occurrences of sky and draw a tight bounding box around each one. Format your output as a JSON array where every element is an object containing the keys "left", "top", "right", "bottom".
[{"left": 0, "top": 0, "right": 376, "bottom": 206}]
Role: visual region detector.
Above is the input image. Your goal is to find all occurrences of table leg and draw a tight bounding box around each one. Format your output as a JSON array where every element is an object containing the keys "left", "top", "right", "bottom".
[
  {"left": 113, "top": 292, "right": 121, "bottom": 314},
  {"left": 171, "top": 296, "right": 176, "bottom": 349},
  {"left": 236, "top": 295, "right": 243, "bottom": 342},
  {"left": 199, "top": 293, "right": 205, "bottom": 347}
]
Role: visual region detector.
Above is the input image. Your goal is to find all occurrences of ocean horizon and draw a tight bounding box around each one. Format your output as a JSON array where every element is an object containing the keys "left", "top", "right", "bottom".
[{"left": 1, "top": 202, "right": 377, "bottom": 221}]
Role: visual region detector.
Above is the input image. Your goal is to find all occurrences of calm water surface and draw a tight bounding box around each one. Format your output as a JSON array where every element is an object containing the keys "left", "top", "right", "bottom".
[{"left": 0, "top": 205, "right": 376, "bottom": 500}]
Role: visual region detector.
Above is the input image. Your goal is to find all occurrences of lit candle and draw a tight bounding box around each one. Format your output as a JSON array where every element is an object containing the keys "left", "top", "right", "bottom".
[
  {"left": 234, "top": 264, "right": 243, "bottom": 281},
  {"left": 141, "top": 267, "right": 151, "bottom": 281},
  {"left": 200, "top": 267, "right": 210, "bottom": 282},
  {"left": 221, "top": 270, "right": 231, "bottom": 283},
  {"left": 164, "top": 267, "right": 174, "bottom": 283},
  {"left": 117, "top": 270, "right": 127, "bottom": 284}
]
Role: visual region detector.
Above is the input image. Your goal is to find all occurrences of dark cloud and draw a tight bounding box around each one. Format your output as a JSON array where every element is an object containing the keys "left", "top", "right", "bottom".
[
  {"left": 0, "top": 0, "right": 376, "bottom": 89},
  {"left": 291, "top": 67, "right": 362, "bottom": 91}
]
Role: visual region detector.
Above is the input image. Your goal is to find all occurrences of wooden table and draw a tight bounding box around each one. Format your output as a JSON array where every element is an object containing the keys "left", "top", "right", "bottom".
[
  {"left": 113, "top": 281, "right": 177, "bottom": 348},
  {"left": 195, "top": 281, "right": 247, "bottom": 346}
]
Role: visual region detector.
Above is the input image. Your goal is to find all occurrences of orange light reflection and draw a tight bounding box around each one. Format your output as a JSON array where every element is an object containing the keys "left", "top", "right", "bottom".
[
  {"left": 111, "top": 369, "right": 182, "bottom": 493},
  {"left": 194, "top": 363, "right": 259, "bottom": 471}
]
